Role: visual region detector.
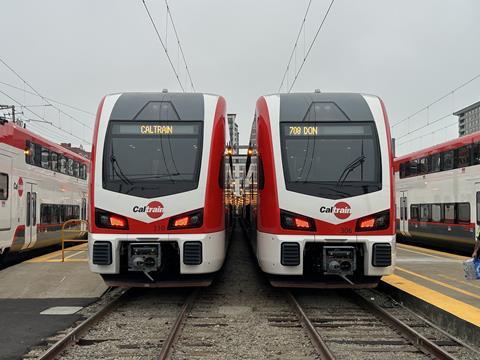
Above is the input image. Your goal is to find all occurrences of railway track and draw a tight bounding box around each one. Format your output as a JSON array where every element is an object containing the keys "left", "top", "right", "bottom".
[
  {"left": 36, "top": 287, "right": 199, "bottom": 360},
  {"left": 286, "top": 288, "right": 479, "bottom": 360}
]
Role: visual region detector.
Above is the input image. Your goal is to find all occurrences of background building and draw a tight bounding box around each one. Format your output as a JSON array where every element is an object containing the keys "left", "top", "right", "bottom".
[
  {"left": 227, "top": 113, "right": 239, "bottom": 153},
  {"left": 454, "top": 100, "right": 480, "bottom": 137},
  {"left": 61, "top": 143, "right": 91, "bottom": 159}
]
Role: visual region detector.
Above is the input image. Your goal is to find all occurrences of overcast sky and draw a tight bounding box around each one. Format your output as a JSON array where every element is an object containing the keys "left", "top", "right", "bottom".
[{"left": 1, "top": 0, "right": 479, "bottom": 156}]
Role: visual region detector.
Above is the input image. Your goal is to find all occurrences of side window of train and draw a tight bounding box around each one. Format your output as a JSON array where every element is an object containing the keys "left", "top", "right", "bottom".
[
  {"left": 431, "top": 153, "right": 441, "bottom": 172},
  {"left": 477, "top": 192, "right": 480, "bottom": 225},
  {"left": 399, "top": 163, "right": 406, "bottom": 178},
  {"left": 59, "top": 156, "right": 67, "bottom": 174},
  {"left": 442, "top": 150, "right": 454, "bottom": 170},
  {"left": 457, "top": 203, "right": 470, "bottom": 223},
  {"left": 420, "top": 204, "right": 431, "bottom": 222},
  {"left": 32, "top": 193, "right": 37, "bottom": 226},
  {"left": 79, "top": 164, "right": 86, "bottom": 180},
  {"left": 0, "top": 173, "right": 8, "bottom": 200},
  {"left": 41, "top": 204, "right": 51, "bottom": 224},
  {"left": 67, "top": 158, "right": 74, "bottom": 176},
  {"left": 410, "top": 204, "right": 419, "bottom": 220},
  {"left": 81, "top": 198, "right": 87, "bottom": 220},
  {"left": 408, "top": 160, "right": 418, "bottom": 177},
  {"left": 41, "top": 147, "right": 50, "bottom": 169},
  {"left": 33, "top": 144, "right": 42, "bottom": 167},
  {"left": 419, "top": 157, "right": 428, "bottom": 175},
  {"left": 431, "top": 204, "right": 442, "bottom": 222},
  {"left": 444, "top": 203, "right": 455, "bottom": 223},
  {"left": 473, "top": 143, "right": 480, "bottom": 165},
  {"left": 51, "top": 152, "right": 58, "bottom": 171},
  {"left": 25, "top": 141, "right": 33, "bottom": 164},
  {"left": 73, "top": 161, "right": 80, "bottom": 178},
  {"left": 454, "top": 145, "right": 471, "bottom": 168},
  {"left": 26, "top": 192, "right": 31, "bottom": 227}
]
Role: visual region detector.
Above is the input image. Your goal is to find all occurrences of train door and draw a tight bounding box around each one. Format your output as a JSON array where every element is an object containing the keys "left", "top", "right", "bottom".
[
  {"left": 24, "top": 183, "right": 38, "bottom": 249},
  {"left": 399, "top": 191, "right": 409, "bottom": 236},
  {"left": 0, "top": 155, "right": 12, "bottom": 231},
  {"left": 475, "top": 183, "right": 480, "bottom": 242}
]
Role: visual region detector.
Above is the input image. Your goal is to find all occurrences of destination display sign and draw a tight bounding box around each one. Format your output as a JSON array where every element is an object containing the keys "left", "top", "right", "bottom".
[
  {"left": 112, "top": 122, "right": 201, "bottom": 136},
  {"left": 282, "top": 123, "right": 372, "bottom": 137}
]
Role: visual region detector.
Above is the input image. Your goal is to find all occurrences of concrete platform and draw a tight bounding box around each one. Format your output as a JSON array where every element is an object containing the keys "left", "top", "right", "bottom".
[
  {"left": 0, "top": 243, "right": 107, "bottom": 299},
  {"left": 381, "top": 243, "right": 480, "bottom": 347},
  {"left": 0, "top": 244, "right": 107, "bottom": 359}
]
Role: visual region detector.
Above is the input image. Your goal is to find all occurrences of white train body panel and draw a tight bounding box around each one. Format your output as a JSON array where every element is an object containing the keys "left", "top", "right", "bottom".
[
  {"left": 243, "top": 92, "right": 395, "bottom": 284},
  {"left": 0, "top": 122, "right": 88, "bottom": 255},
  {"left": 89, "top": 92, "right": 229, "bottom": 281}
]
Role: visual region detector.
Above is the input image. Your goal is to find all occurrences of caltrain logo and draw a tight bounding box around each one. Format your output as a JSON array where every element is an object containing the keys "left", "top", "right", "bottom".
[
  {"left": 133, "top": 201, "right": 164, "bottom": 219},
  {"left": 319, "top": 202, "right": 351, "bottom": 220}
]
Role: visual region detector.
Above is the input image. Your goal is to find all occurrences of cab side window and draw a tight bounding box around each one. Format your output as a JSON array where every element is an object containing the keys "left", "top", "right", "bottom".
[{"left": 0, "top": 173, "right": 8, "bottom": 200}]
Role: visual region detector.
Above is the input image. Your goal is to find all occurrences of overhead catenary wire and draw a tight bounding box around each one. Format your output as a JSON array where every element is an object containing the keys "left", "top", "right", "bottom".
[
  {"left": 395, "top": 113, "right": 451, "bottom": 141},
  {"left": 141, "top": 0, "right": 185, "bottom": 92},
  {"left": 0, "top": 57, "right": 93, "bottom": 130},
  {"left": 278, "top": 0, "right": 313, "bottom": 93},
  {"left": 287, "top": 0, "right": 336, "bottom": 93},
  {"left": 392, "top": 72, "right": 480, "bottom": 129},
  {"left": 164, "top": 0, "right": 195, "bottom": 92},
  {"left": 0, "top": 88, "right": 91, "bottom": 144},
  {"left": 0, "top": 81, "right": 95, "bottom": 116},
  {"left": 397, "top": 120, "right": 458, "bottom": 147}
]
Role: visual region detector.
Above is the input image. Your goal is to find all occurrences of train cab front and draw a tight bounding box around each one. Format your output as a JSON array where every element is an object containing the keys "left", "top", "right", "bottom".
[
  {"left": 88, "top": 92, "right": 227, "bottom": 287},
  {"left": 254, "top": 92, "right": 396, "bottom": 288}
]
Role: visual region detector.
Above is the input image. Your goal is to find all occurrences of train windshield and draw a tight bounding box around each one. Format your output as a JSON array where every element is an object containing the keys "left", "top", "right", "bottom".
[
  {"left": 103, "top": 121, "right": 203, "bottom": 198},
  {"left": 280, "top": 122, "right": 382, "bottom": 199}
]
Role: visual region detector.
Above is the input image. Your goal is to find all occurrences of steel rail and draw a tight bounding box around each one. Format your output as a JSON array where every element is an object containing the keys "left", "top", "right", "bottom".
[
  {"left": 38, "top": 287, "right": 130, "bottom": 360},
  {"left": 285, "top": 290, "right": 335, "bottom": 360},
  {"left": 158, "top": 288, "right": 200, "bottom": 360},
  {"left": 349, "top": 290, "right": 459, "bottom": 360}
]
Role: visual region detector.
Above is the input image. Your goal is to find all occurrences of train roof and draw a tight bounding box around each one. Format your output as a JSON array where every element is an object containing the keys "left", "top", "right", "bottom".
[
  {"left": 263, "top": 92, "right": 378, "bottom": 123},
  {"left": 0, "top": 121, "right": 90, "bottom": 164},
  {"left": 394, "top": 131, "right": 480, "bottom": 167},
  {"left": 105, "top": 92, "right": 223, "bottom": 122}
]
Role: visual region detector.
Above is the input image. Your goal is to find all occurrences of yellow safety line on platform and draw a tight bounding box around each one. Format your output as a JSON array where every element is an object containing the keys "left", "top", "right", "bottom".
[
  {"left": 65, "top": 250, "right": 86, "bottom": 260},
  {"left": 382, "top": 274, "right": 480, "bottom": 327},
  {"left": 396, "top": 266, "right": 480, "bottom": 301},
  {"left": 397, "top": 243, "right": 468, "bottom": 260},
  {"left": 26, "top": 244, "right": 87, "bottom": 263}
]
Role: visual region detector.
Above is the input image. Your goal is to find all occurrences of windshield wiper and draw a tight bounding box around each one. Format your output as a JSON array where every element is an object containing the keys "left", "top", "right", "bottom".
[
  {"left": 110, "top": 153, "right": 132, "bottom": 186},
  {"left": 336, "top": 155, "right": 366, "bottom": 186}
]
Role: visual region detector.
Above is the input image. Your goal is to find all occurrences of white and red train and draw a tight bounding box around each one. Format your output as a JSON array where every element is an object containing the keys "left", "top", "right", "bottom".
[
  {"left": 395, "top": 133, "right": 480, "bottom": 253},
  {"left": 88, "top": 92, "right": 232, "bottom": 286},
  {"left": 0, "top": 120, "right": 89, "bottom": 259},
  {"left": 241, "top": 92, "right": 395, "bottom": 287}
]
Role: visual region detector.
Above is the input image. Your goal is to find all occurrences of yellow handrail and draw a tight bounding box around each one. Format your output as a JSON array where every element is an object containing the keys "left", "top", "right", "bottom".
[{"left": 61, "top": 219, "right": 88, "bottom": 262}]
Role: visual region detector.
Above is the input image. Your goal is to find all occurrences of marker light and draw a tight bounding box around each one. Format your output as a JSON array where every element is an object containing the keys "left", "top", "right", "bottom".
[
  {"left": 95, "top": 208, "right": 129, "bottom": 230},
  {"left": 355, "top": 210, "right": 390, "bottom": 232},
  {"left": 359, "top": 218, "right": 375, "bottom": 229},
  {"left": 168, "top": 209, "right": 203, "bottom": 230},
  {"left": 247, "top": 147, "right": 254, "bottom": 156},
  {"left": 174, "top": 216, "right": 189, "bottom": 227},
  {"left": 294, "top": 218, "right": 310, "bottom": 229},
  {"left": 24, "top": 148, "right": 31, "bottom": 156},
  {"left": 226, "top": 146, "right": 233, "bottom": 156},
  {"left": 281, "top": 210, "right": 316, "bottom": 231},
  {"left": 110, "top": 215, "right": 127, "bottom": 228}
]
